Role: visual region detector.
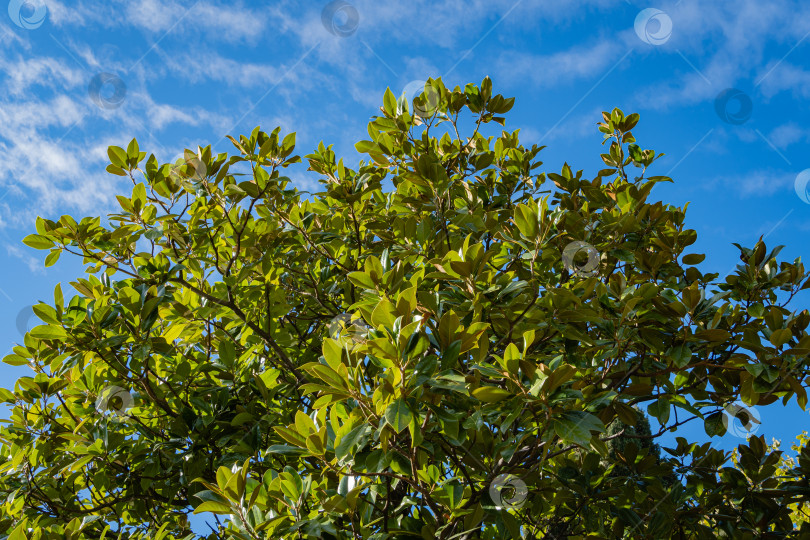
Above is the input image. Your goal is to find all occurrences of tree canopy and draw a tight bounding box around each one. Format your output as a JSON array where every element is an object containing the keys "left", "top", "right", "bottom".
[{"left": 2, "top": 77, "right": 810, "bottom": 539}]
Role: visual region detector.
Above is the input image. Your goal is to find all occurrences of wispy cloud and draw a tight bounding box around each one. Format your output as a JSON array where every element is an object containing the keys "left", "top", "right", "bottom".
[
  {"left": 0, "top": 0, "right": 807, "bottom": 233},
  {"left": 0, "top": 55, "right": 85, "bottom": 95},
  {"left": 5, "top": 244, "right": 44, "bottom": 275},
  {"left": 634, "top": 0, "right": 810, "bottom": 109},
  {"left": 496, "top": 39, "right": 624, "bottom": 88},
  {"left": 758, "top": 62, "right": 810, "bottom": 100},
  {"left": 706, "top": 169, "right": 797, "bottom": 198},
  {"left": 123, "top": 0, "right": 269, "bottom": 43},
  {"left": 46, "top": 0, "right": 270, "bottom": 43},
  {"left": 766, "top": 122, "right": 810, "bottom": 149},
  {"left": 154, "top": 49, "right": 297, "bottom": 87}
]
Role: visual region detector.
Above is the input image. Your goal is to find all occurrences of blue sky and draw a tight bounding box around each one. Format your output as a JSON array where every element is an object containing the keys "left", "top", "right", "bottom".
[{"left": 1, "top": 0, "right": 809, "bottom": 533}]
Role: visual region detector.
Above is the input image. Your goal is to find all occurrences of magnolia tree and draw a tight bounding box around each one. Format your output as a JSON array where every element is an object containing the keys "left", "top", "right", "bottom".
[{"left": 2, "top": 77, "right": 810, "bottom": 539}]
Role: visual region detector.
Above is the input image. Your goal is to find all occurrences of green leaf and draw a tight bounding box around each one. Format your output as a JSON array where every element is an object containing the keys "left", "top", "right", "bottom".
[
  {"left": 32, "top": 304, "right": 59, "bottom": 325},
  {"left": 7, "top": 524, "right": 28, "bottom": 540},
  {"left": 441, "top": 340, "right": 462, "bottom": 370},
  {"left": 347, "top": 271, "right": 375, "bottom": 290},
  {"left": 105, "top": 164, "right": 128, "bottom": 176},
  {"left": 335, "top": 424, "right": 370, "bottom": 460},
  {"left": 194, "top": 501, "right": 232, "bottom": 514},
  {"left": 3, "top": 354, "right": 29, "bottom": 367},
  {"left": 371, "top": 299, "right": 397, "bottom": 329},
  {"left": 383, "top": 88, "right": 397, "bottom": 116},
  {"left": 704, "top": 411, "right": 727, "bottom": 437},
  {"left": 281, "top": 132, "right": 296, "bottom": 156},
  {"left": 444, "top": 481, "right": 464, "bottom": 509},
  {"left": 107, "top": 145, "right": 128, "bottom": 168},
  {"left": 552, "top": 411, "right": 605, "bottom": 446},
  {"left": 502, "top": 342, "right": 521, "bottom": 375},
  {"left": 695, "top": 329, "right": 731, "bottom": 342},
  {"left": 354, "top": 140, "right": 380, "bottom": 154},
  {"left": 5, "top": 81, "right": 809, "bottom": 538},
  {"left": 769, "top": 328, "right": 792, "bottom": 348},
  {"left": 44, "top": 249, "right": 61, "bottom": 267},
  {"left": 265, "top": 445, "right": 310, "bottom": 456},
  {"left": 682, "top": 253, "right": 705, "bottom": 265},
  {"left": 126, "top": 138, "right": 140, "bottom": 161},
  {"left": 747, "top": 303, "right": 765, "bottom": 318},
  {"left": 667, "top": 344, "right": 692, "bottom": 368},
  {"left": 385, "top": 399, "right": 413, "bottom": 433},
  {"left": 647, "top": 397, "right": 670, "bottom": 425},
  {"left": 514, "top": 204, "right": 538, "bottom": 238},
  {"left": 218, "top": 340, "right": 236, "bottom": 367},
  {"left": 29, "top": 325, "right": 67, "bottom": 340},
  {"left": 274, "top": 426, "right": 308, "bottom": 448},
  {"left": 22, "top": 234, "right": 53, "bottom": 250},
  {"left": 471, "top": 386, "right": 512, "bottom": 403}
]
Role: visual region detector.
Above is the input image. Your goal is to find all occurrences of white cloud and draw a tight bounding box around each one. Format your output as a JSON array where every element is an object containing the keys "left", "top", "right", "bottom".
[
  {"left": 154, "top": 49, "right": 288, "bottom": 87},
  {"left": 340, "top": 0, "right": 624, "bottom": 50},
  {"left": 191, "top": 2, "right": 267, "bottom": 41},
  {"left": 706, "top": 169, "right": 796, "bottom": 198},
  {"left": 2, "top": 0, "right": 807, "bottom": 232},
  {"left": 132, "top": 93, "right": 199, "bottom": 132},
  {"left": 0, "top": 54, "right": 212, "bottom": 229},
  {"left": 47, "top": 0, "right": 270, "bottom": 44},
  {"left": 43, "top": 0, "right": 103, "bottom": 26},
  {"left": 0, "top": 55, "right": 86, "bottom": 95},
  {"left": 0, "top": 95, "right": 85, "bottom": 131},
  {"left": 496, "top": 39, "right": 625, "bottom": 89},
  {"left": 758, "top": 62, "right": 810, "bottom": 100},
  {"left": 5, "top": 244, "right": 45, "bottom": 275},
  {"left": 634, "top": 0, "right": 810, "bottom": 109},
  {"left": 149, "top": 104, "right": 194, "bottom": 130},
  {"left": 269, "top": 0, "right": 630, "bottom": 113},
  {"left": 0, "top": 22, "right": 29, "bottom": 48},
  {"left": 767, "top": 122, "right": 810, "bottom": 149}
]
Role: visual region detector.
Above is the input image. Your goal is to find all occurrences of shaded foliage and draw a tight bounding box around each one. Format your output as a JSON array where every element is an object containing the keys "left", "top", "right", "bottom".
[{"left": 2, "top": 77, "right": 810, "bottom": 538}]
